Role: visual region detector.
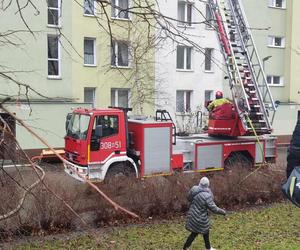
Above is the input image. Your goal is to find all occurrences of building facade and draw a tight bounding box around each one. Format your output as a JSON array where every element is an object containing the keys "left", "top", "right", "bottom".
[
  {"left": 155, "top": 0, "right": 224, "bottom": 132},
  {"left": 241, "top": 0, "right": 300, "bottom": 135},
  {"left": 0, "top": 0, "right": 156, "bottom": 150}
]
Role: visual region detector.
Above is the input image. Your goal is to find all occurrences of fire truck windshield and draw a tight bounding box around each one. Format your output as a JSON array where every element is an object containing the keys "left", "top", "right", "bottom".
[{"left": 66, "top": 113, "right": 90, "bottom": 140}]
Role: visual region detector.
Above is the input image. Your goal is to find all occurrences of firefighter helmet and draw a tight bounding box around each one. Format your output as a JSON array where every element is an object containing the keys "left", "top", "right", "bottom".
[{"left": 215, "top": 91, "right": 223, "bottom": 99}]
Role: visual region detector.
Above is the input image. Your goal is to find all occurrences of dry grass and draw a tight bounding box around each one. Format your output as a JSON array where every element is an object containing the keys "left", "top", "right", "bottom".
[{"left": 0, "top": 162, "right": 286, "bottom": 241}]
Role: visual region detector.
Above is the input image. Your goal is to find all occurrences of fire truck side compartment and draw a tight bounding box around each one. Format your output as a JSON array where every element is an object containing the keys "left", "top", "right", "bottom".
[{"left": 128, "top": 120, "right": 173, "bottom": 176}]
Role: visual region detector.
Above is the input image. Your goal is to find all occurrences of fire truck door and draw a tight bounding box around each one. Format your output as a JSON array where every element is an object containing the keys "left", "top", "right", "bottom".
[{"left": 89, "top": 115, "right": 125, "bottom": 163}]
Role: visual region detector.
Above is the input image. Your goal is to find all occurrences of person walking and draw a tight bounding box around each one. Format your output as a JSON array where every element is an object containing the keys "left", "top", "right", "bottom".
[{"left": 183, "top": 177, "right": 226, "bottom": 250}]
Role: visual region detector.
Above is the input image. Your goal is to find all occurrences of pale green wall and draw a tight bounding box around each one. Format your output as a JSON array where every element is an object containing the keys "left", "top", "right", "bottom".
[
  {"left": 0, "top": 1, "right": 74, "bottom": 100},
  {"left": 71, "top": 2, "right": 156, "bottom": 115},
  {"left": 4, "top": 102, "right": 91, "bottom": 149},
  {"left": 241, "top": 0, "right": 288, "bottom": 102}
]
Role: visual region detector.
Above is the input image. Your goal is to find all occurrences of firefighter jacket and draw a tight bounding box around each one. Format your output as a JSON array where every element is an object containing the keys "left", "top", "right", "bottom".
[
  {"left": 185, "top": 186, "right": 225, "bottom": 234},
  {"left": 207, "top": 98, "right": 231, "bottom": 111}
]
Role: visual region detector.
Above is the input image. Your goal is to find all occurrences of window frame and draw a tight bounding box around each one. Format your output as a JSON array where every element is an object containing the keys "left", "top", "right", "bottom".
[
  {"left": 84, "top": 87, "right": 96, "bottom": 107},
  {"left": 177, "top": 0, "right": 193, "bottom": 27},
  {"left": 268, "top": 0, "right": 286, "bottom": 9},
  {"left": 176, "top": 45, "right": 193, "bottom": 71},
  {"left": 83, "top": 0, "right": 96, "bottom": 16},
  {"left": 93, "top": 115, "right": 119, "bottom": 139},
  {"left": 47, "top": 34, "right": 61, "bottom": 79},
  {"left": 205, "top": 4, "right": 213, "bottom": 29},
  {"left": 84, "top": 38, "right": 96, "bottom": 66},
  {"left": 204, "top": 48, "right": 213, "bottom": 72},
  {"left": 111, "top": 40, "right": 131, "bottom": 68},
  {"left": 266, "top": 75, "right": 284, "bottom": 86},
  {"left": 176, "top": 90, "right": 192, "bottom": 113},
  {"left": 47, "top": 0, "right": 61, "bottom": 27},
  {"left": 111, "top": 88, "right": 130, "bottom": 108},
  {"left": 111, "top": 0, "right": 130, "bottom": 20},
  {"left": 267, "top": 35, "right": 285, "bottom": 48}
]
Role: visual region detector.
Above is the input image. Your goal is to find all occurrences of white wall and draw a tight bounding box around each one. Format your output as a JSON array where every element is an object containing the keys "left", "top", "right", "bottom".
[{"left": 155, "top": 0, "right": 224, "bottom": 132}]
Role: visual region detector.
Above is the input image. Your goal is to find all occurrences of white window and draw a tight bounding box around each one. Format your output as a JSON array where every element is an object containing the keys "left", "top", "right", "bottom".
[
  {"left": 204, "top": 48, "right": 213, "bottom": 71},
  {"left": 111, "top": 88, "right": 130, "bottom": 108},
  {"left": 177, "top": 46, "right": 192, "bottom": 70},
  {"left": 178, "top": 1, "right": 193, "bottom": 26},
  {"left": 47, "top": 0, "right": 61, "bottom": 26},
  {"left": 268, "top": 0, "right": 286, "bottom": 8},
  {"left": 84, "top": 38, "right": 96, "bottom": 65},
  {"left": 176, "top": 90, "right": 192, "bottom": 113},
  {"left": 267, "top": 75, "right": 284, "bottom": 86},
  {"left": 84, "top": 87, "right": 96, "bottom": 107},
  {"left": 268, "top": 36, "right": 285, "bottom": 48},
  {"left": 205, "top": 90, "right": 214, "bottom": 102},
  {"left": 111, "top": 41, "right": 130, "bottom": 67},
  {"left": 205, "top": 4, "right": 213, "bottom": 29},
  {"left": 47, "top": 35, "right": 60, "bottom": 77},
  {"left": 112, "top": 0, "right": 129, "bottom": 19},
  {"left": 84, "top": 0, "right": 95, "bottom": 15}
]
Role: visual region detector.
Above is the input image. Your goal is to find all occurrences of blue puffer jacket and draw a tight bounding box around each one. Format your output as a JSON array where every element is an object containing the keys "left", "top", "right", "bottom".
[{"left": 185, "top": 186, "right": 225, "bottom": 234}]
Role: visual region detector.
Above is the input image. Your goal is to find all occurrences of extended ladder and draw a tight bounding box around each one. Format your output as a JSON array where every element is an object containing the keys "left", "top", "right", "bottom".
[{"left": 208, "top": 0, "right": 276, "bottom": 135}]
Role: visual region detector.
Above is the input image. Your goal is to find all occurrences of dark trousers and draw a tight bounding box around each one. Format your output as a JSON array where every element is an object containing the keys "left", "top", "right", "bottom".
[{"left": 183, "top": 231, "right": 211, "bottom": 249}]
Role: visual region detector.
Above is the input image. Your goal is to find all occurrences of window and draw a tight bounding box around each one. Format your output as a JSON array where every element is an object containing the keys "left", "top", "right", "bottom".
[
  {"left": 84, "top": 0, "right": 95, "bottom": 15},
  {"left": 267, "top": 75, "right": 284, "bottom": 86},
  {"left": 93, "top": 115, "right": 119, "bottom": 138},
  {"left": 66, "top": 114, "right": 90, "bottom": 140},
  {"left": 47, "top": 0, "right": 60, "bottom": 26},
  {"left": 111, "top": 0, "right": 129, "bottom": 19},
  {"left": 47, "top": 35, "right": 60, "bottom": 77},
  {"left": 204, "top": 48, "right": 213, "bottom": 71},
  {"left": 111, "top": 41, "right": 130, "bottom": 67},
  {"left": 84, "top": 88, "right": 96, "bottom": 107},
  {"left": 176, "top": 90, "right": 192, "bottom": 112},
  {"left": 268, "top": 36, "right": 285, "bottom": 48},
  {"left": 178, "top": 1, "right": 193, "bottom": 26},
  {"left": 111, "top": 88, "right": 130, "bottom": 108},
  {"left": 205, "top": 90, "right": 213, "bottom": 102},
  {"left": 177, "top": 46, "right": 192, "bottom": 70},
  {"left": 84, "top": 38, "right": 96, "bottom": 65},
  {"left": 268, "top": 0, "right": 286, "bottom": 8},
  {"left": 205, "top": 4, "right": 213, "bottom": 28}
]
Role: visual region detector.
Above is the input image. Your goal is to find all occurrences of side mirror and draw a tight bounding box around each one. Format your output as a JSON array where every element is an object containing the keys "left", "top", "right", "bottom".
[
  {"left": 95, "top": 125, "right": 103, "bottom": 137},
  {"left": 65, "top": 113, "right": 72, "bottom": 131}
]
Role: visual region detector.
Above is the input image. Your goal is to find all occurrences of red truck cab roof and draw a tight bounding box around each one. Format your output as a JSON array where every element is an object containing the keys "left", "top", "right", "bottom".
[{"left": 73, "top": 107, "right": 124, "bottom": 116}]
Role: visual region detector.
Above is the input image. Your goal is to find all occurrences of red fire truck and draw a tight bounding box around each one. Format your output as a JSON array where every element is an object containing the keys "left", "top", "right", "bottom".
[
  {"left": 64, "top": 0, "right": 278, "bottom": 181},
  {"left": 64, "top": 107, "right": 276, "bottom": 181}
]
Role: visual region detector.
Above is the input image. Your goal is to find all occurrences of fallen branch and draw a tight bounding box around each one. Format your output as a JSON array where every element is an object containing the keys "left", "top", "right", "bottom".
[{"left": 0, "top": 105, "right": 140, "bottom": 219}]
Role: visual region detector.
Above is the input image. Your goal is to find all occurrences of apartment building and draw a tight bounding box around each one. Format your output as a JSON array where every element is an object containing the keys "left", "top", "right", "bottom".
[
  {"left": 155, "top": 0, "right": 224, "bottom": 132},
  {"left": 241, "top": 0, "right": 300, "bottom": 135},
  {"left": 0, "top": 0, "right": 155, "bottom": 150}
]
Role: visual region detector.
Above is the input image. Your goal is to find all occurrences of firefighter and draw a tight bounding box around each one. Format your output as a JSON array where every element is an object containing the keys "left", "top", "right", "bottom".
[
  {"left": 286, "top": 117, "right": 300, "bottom": 178},
  {"left": 207, "top": 91, "right": 231, "bottom": 112},
  {"left": 183, "top": 177, "right": 226, "bottom": 250}
]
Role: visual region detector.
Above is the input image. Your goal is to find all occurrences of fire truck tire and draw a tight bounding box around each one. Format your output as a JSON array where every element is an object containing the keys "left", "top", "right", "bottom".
[
  {"left": 224, "top": 152, "right": 252, "bottom": 169},
  {"left": 105, "top": 162, "right": 136, "bottom": 178}
]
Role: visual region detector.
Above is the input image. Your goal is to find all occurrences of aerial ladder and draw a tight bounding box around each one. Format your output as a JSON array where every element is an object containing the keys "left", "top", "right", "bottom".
[{"left": 207, "top": 0, "right": 276, "bottom": 136}]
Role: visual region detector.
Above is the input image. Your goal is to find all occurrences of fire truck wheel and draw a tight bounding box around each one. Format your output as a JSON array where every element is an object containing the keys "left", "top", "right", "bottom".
[
  {"left": 224, "top": 152, "right": 252, "bottom": 170},
  {"left": 106, "top": 162, "right": 136, "bottom": 179}
]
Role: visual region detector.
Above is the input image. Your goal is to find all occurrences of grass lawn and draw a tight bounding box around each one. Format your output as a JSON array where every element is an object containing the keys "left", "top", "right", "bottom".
[{"left": 15, "top": 202, "right": 300, "bottom": 250}]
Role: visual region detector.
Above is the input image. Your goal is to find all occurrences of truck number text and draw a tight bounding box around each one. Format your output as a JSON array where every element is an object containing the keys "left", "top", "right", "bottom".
[{"left": 100, "top": 141, "right": 122, "bottom": 150}]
